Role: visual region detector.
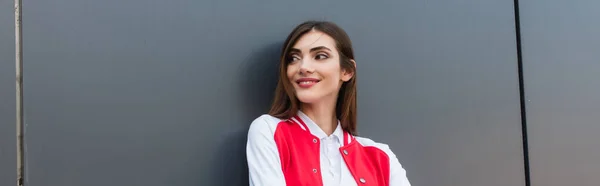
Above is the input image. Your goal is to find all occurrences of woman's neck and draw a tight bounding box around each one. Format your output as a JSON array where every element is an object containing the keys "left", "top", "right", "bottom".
[{"left": 300, "top": 99, "right": 338, "bottom": 136}]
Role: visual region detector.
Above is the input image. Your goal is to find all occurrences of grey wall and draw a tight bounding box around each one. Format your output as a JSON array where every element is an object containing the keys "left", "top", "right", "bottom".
[
  {"left": 0, "top": 0, "right": 17, "bottom": 185},
  {"left": 0, "top": 0, "right": 535, "bottom": 186},
  {"left": 354, "top": 0, "right": 525, "bottom": 185},
  {"left": 520, "top": 0, "right": 600, "bottom": 186},
  {"left": 20, "top": 0, "right": 526, "bottom": 186},
  {"left": 1, "top": 0, "right": 16, "bottom": 185}
]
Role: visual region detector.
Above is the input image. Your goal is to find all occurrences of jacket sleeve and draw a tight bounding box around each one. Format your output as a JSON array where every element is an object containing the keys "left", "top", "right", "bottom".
[
  {"left": 387, "top": 146, "right": 411, "bottom": 186},
  {"left": 246, "top": 115, "right": 286, "bottom": 186}
]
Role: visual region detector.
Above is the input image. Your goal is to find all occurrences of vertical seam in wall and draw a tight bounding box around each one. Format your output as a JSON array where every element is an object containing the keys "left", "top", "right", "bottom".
[
  {"left": 513, "top": 0, "right": 531, "bottom": 186},
  {"left": 14, "top": 0, "right": 24, "bottom": 185}
]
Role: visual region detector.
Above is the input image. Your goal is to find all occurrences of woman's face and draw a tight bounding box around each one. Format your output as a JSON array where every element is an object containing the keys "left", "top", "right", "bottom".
[{"left": 286, "top": 30, "right": 353, "bottom": 104}]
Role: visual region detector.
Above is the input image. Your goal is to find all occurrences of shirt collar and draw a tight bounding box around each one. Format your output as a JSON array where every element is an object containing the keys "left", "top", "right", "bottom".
[{"left": 297, "top": 110, "right": 344, "bottom": 144}]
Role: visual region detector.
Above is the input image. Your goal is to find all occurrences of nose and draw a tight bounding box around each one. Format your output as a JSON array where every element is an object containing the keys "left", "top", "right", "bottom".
[{"left": 299, "top": 59, "right": 314, "bottom": 75}]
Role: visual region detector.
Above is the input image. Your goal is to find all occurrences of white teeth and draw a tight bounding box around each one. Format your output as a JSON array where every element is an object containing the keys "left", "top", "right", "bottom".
[{"left": 300, "top": 81, "right": 316, "bottom": 84}]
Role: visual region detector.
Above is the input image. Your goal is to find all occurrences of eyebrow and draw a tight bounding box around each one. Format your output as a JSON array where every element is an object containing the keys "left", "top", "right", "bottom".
[{"left": 289, "top": 46, "right": 332, "bottom": 54}]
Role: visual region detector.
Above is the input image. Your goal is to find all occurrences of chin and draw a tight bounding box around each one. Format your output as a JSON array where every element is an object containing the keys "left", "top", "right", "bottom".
[{"left": 295, "top": 92, "right": 322, "bottom": 104}]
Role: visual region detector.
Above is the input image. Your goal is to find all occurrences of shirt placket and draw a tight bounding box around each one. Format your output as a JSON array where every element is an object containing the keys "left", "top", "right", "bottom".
[{"left": 328, "top": 136, "right": 342, "bottom": 185}]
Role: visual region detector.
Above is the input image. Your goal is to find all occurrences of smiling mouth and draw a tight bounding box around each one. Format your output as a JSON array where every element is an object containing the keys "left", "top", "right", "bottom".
[
  {"left": 299, "top": 80, "right": 319, "bottom": 84},
  {"left": 296, "top": 78, "right": 320, "bottom": 88}
]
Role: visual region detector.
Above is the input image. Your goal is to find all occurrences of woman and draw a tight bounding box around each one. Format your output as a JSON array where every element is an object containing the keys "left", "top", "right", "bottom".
[{"left": 246, "top": 21, "right": 411, "bottom": 186}]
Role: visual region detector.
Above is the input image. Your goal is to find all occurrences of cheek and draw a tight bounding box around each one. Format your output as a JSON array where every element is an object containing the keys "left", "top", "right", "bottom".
[
  {"left": 286, "top": 65, "right": 296, "bottom": 80},
  {"left": 323, "top": 63, "right": 342, "bottom": 80},
  {"left": 320, "top": 65, "right": 343, "bottom": 87}
]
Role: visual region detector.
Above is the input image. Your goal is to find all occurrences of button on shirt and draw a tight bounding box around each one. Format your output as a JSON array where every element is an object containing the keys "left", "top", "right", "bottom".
[{"left": 301, "top": 115, "right": 347, "bottom": 186}]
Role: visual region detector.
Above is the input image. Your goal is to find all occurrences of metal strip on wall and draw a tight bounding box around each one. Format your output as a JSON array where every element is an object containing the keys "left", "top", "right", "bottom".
[{"left": 14, "top": 0, "right": 24, "bottom": 185}]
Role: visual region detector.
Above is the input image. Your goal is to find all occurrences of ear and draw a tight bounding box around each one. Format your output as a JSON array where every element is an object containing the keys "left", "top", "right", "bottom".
[{"left": 341, "top": 59, "right": 356, "bottom": 82}]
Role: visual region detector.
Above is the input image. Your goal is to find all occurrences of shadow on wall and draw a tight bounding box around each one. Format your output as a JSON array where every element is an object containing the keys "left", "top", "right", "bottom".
[{"left": 210, "top": 41, "right": 282, "bottom": 185}]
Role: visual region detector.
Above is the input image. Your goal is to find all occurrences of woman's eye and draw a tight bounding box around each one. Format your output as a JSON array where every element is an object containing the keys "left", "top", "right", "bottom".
[
  {"left": 315, "top": 54, "right": 329, "bottom": 60},
  {"left": 289, "top": 55, "right": 301, "bottom": 62}
]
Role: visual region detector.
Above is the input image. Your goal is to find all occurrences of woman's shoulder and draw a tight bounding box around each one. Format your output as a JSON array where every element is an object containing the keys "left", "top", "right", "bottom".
[
  {"left": 354, "top": 136, "right": 400, "bottom": 160},
  {"left": 247, "top": 114, "right": 285, "bottom": 138}
]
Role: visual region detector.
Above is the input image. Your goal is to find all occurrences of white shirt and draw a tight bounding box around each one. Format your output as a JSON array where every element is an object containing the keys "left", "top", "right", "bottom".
[{"left": 246, "top": 111, "right": 411, "bottom": 186}]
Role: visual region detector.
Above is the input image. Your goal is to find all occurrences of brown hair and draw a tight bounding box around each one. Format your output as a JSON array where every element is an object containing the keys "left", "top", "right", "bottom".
[{"left": 268, "top": 21, "right": 358, "bottom": 135}]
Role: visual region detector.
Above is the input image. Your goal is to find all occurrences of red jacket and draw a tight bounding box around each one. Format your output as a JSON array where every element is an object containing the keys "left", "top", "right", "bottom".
[{"left": 247, "top": 112, "right": 411, "bottom": 186}]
